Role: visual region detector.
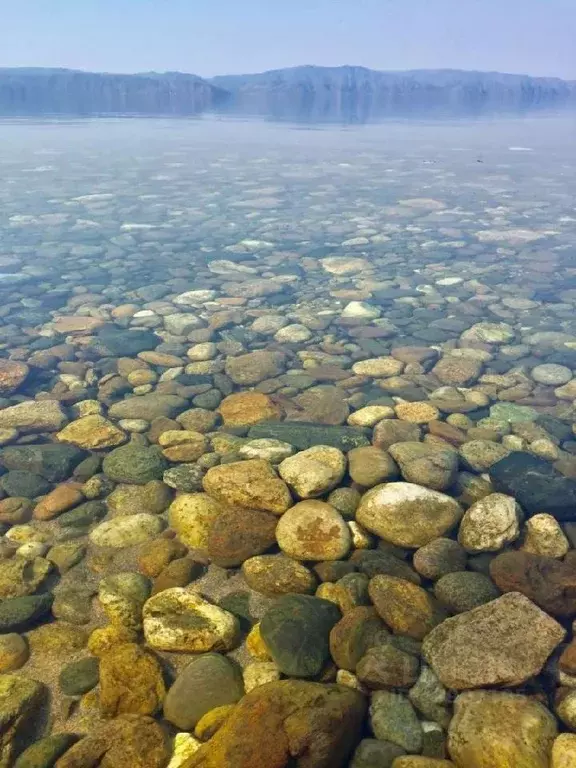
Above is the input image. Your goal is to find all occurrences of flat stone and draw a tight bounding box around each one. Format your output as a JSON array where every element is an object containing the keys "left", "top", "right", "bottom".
[
  {"left": 0, "top": 595, "right": 53, "bottom": 632},
  {"left": 422, "top": 592, "right": 565, "bottom": 689},
  {"left": 248, "top": 422, "right": 370, "bottom": 451},
  {"left": 0, "top": 401, "right": 66, "bottom": 433},
  {"left": 143, "top": 588, "right": 240, "bottom": 653},
  {"left": 90, "top": 513, "right": 164, "bottom": 548},
  {"left": 218, "top": 392, "right": 281, "bottom": 426},
  {"left": 56, "top": 415, "right": 126, "bottom": 450},
  {"left": 103, "top": 444, "right": 167, "bottom": 485},
  {"left": 242, "top": 555, "right": 317, "bottom": 597},
  {"left": 0, "top": 444, "right": 86, "bottom": 482},
  {"left": 108, "top": 394, "right": 187, "bottom": 421},
  {"left": 202, "top": 459, "right": 292, "bottom": 515},
  {"left": 225, "top": 350, "right": 285, "bottom": 385}
]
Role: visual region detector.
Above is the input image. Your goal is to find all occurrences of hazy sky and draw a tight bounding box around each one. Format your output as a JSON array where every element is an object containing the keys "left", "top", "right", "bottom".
[{"left": 1, "top": 0, "right": 575, "bottom": 79}]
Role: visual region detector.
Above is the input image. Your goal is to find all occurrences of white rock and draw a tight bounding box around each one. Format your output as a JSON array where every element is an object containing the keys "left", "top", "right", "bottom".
[
  {"left": 321, "top": 256, "right": 369, "bottom": 275},
  {"left": 274, "top": 324, "right": 312, "bottom": 343},
  {"left": 341, "top": 301, "right": 381, "bottom": 320},
  {"left": 238, "top": 438, "right": 294, "bottom": 463},
  {"left": 187, "top": 342, "right": 217, "bottom": 362},
  {"left": 278, "top": 445, "right": 346, "bottom": 498},
  {"left": 251, "top": 315, "right": 287, "bottom": 335},
  {"left": 348, "top": 405, "right": 395, "bottom": 426},
  {"left": 243, "top": 662, "right": 281, "bottom": 693},
  {"left": 173, "top": 290, "right": 217, "bottom": 305},
  {"left": 352, "top": 357, "right": 404, "bottom": 377},
  {"left": 89, "top": 513, "right": 164, "bottom": 548},
  {"left": 356, "top": 482, "right": 463, "bottom": 548},
  {"left": 143, "top": 588, "right": 240, "bottom": 652},
  {"left": 520, "top": 513, "right": 570, "bottom": 558},
  {"left": 458, "top": 493, "right": 521, "bottom": 552}
]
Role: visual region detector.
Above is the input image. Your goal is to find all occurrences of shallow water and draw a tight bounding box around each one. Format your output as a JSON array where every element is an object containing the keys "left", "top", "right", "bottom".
[{"left": 2, "top": 115, "right": 576, "bottom": 764}]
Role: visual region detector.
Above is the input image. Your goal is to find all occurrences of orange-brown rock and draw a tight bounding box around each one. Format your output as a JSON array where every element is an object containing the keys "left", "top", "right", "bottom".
[
  {"left": 183, "top": 680, "right": 366, "bottom": 768},
  {"left": 34, "top": 483, "right": 84, "bottom": 521},
  {"left": 218, "top": 392, "right": 282, "bottom": 427},
  {"left": 0, "top": 360, "right": 29, "bottom": 394}
]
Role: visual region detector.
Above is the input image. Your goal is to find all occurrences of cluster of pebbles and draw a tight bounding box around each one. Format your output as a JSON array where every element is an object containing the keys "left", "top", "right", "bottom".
[{"left": 0, "top": 119, "right": 575, "bottom": 767}]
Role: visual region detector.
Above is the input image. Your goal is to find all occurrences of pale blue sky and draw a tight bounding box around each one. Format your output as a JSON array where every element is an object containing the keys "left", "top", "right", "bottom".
[{"left": 1, "top": 0, "right": 575, "bottom": 78}]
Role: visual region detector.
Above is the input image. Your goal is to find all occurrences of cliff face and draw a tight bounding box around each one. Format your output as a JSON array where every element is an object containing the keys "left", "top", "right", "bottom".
[
  {"left": 0, "top": 68, "right": 227, "bottom": 116},
  {"left": 210, "top": 66, "right": 576, "bottom": 121},
  {"left": 0, "top": 66, "right": 575, "bottom": 120}
]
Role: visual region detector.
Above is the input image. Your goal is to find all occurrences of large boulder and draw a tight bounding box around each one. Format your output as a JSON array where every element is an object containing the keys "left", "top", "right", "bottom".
[
  {"left": 184, "top": 680, "right": 366, "bottom": 768},
  {"left": 448, "top": 691, "right": 557, "bottom": 768},
  {"left": 422, "top": 592, "right": 564, "bottom": 689},
  {"left": 489, "top": 551, "right": 576, "bottom": 617},
  {"left": 356, "top": 483, "right": 463, "bottom": 548},
  {"left": 54, "top": 714, "right": 169, "bottom": 768},
  {"left": 0, "top": 444, "right": 85, "bottom": 482},
  {"left": 202, "top": 460, "right": 292, "bottom": 515},
  {"left": 0, "top": 674, "right": 45, "bottom": 767},
  {"left": 0, "top": 401, "right": 66, "bottom": 433},
  {"left": 490, "top": 452, "right": 576, "bottom": 520}
]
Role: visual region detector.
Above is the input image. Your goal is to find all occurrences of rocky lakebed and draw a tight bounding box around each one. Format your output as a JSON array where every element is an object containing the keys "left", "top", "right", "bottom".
[{"left": 0, "top": 117, "right": 575, "bottom": 766}]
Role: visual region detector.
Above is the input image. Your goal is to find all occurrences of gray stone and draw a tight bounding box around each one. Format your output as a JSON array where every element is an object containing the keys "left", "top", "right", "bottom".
[
  {"left": 260, "top": 594, "right": 341, "bottom": 677},
  {"left": 0, "top": 444, "right": 85, "bottom": 482},
  {"left": 59, "top": 657, "right": 100, "bottom": 696},
  {"left": 163, "top": 653, "right": 244, "bottom": 730},
  {"left": 103, "top": 444, "right": 168, "bottom": 485},
  {"left": 248, "top": 422, "right": 370, "bottom": 451},
  {"left": 369, "top": 690, "right": 423, "bottom": 753}
]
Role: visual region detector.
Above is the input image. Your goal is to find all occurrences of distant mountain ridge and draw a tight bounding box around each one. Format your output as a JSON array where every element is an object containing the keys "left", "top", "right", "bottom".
[{"left": 0, "top": 65, "right": 575, "bottom": 120}]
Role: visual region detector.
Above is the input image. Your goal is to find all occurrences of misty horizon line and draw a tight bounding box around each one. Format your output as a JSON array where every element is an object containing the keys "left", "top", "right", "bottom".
[{"left": 1, "top": 63, "right": 575, "bottom": 84}]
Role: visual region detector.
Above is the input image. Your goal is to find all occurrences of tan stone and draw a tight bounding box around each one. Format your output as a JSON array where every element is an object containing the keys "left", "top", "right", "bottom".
[
  {"left": 218, "top": 392, "right": 282, "bottom": 426},
  {"left": 168, "top": 493, "right": 224, "bottom": 549},
  {"left": 203, "top": 460, "right": 292, "bottom": 515},
  {"left": 56, "top": 414, "right": 127, "bottom": 449},
  {"left": 395, "top": 402, "right": 440, "bottom": 423},
  {"left": 448, "top": 691, "right": 557, "bottom": 768}
]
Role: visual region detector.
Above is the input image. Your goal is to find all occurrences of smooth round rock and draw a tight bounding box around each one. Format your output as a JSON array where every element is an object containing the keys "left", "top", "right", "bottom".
[
  {"left": 531, "top": 363, "right": 572, "bottom": 386},
  {"left": 356, "top": 482, "right": 463, "bottom": 548},
  {"left": 163, "top": 653, "right": 244, "bottom": 730},
  {"left": 276, "top": 500, "right": 351, "bottom": 561}
]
